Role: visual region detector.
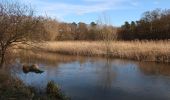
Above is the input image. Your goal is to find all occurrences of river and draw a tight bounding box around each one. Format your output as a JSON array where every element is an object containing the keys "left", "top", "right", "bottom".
[{"left": 11, "top": 51, "right": 170, "bottom": 100}]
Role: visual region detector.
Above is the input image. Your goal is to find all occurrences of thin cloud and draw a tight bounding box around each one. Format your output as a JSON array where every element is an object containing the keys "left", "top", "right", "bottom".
[
  {"left": 153, "top": 1, "right": 160, "bottom": 5},
  {"left": 131, "top": 2, "right": 139, "bottom": 6},
  {"left": 22, "top": 0, "right": 138, "bottom": 18}
]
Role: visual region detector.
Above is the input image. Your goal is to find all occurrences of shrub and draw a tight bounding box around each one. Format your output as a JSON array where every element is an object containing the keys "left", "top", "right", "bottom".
[{"left": 46, "top": 81, "right": 69, "bottom": 100}]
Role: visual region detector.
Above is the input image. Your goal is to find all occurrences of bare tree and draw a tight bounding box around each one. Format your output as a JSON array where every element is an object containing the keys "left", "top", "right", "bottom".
[
  {"left": 97, "top": 14, "right": 117, "bottom": 57},
  {"left": 0, "top": 1, "right": 41, "bottom": 66},
  {"left": 43, "top": 18, "right": 59, "bottom": 41}
]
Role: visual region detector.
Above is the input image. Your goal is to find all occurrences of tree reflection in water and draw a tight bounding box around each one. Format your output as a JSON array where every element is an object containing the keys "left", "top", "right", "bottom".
[{"left": 138, "top": 62, "right": 170, "bottom": 76}]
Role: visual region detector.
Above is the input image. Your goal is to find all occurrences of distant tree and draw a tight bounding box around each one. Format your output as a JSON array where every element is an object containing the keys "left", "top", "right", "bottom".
[
  {"left": 58, "top": 22, "right": 73, "bottom": 40},
  {"left": 86, "top": 22, "right": 98, "bottom": 40},
  {"left": 130, "top": 21, "right": 136, "bottom": 38},
  {"left": 70, "top": 22, "right": 77, "bottom": 40},
  {"left": 142, "top": 9, "right": 161, "bottom": 34},
  {"left": 90, "top": 22, "right": 97, "bottom": 27},
  {"left": 43, "top": 18, "right": 59, "bottom": 41},
  {"left": 118, "top": 8, "right": 170, "bottom": 40},
  {"left": 119, "top": 21, "right": 130, "bottom": 40},
  {"left": 77, "top": 22, "right": 88, "bottom": 40}
]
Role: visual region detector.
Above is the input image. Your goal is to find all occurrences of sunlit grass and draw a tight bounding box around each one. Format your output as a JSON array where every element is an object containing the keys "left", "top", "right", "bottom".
[{"left": 17, "top": 40, "right": 170, "bottom": 63}]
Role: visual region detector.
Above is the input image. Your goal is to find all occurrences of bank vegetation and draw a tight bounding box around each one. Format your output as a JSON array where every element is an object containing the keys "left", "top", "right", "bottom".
[{"left": 17, "top": 40, "right": 170, "bottom": 63}]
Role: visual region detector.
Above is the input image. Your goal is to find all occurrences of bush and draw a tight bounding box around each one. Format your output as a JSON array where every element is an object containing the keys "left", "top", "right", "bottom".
[{"left": 46, "top": 81, "right": 69, "bottom": 100}]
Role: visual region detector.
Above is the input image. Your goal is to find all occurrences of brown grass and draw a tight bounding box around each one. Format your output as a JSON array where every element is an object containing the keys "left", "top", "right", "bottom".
[{"left": 18, "top": 41, "right": 170, "bottom": 63}]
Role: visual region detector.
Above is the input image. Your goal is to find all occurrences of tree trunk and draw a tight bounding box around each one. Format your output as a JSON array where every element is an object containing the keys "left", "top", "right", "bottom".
[{"left": 0, "top": 49, "right": 5, "bottom": 67}]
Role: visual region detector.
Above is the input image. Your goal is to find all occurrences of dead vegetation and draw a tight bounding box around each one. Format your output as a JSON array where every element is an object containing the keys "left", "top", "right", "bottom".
[{"left": 27, "top": 41, "right": 170, "bottom": 63}]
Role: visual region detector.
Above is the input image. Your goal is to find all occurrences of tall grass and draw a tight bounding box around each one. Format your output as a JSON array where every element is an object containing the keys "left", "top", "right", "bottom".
[{"left": 18, "top": 40, "right": 170, "bottom": 63}]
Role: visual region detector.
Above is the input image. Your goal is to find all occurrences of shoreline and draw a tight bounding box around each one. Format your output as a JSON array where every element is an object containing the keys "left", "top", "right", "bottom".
[
  {"left": 18, "top": 41, "right": 170, "bottom": 63},
  {"left": 0, "top": 69, "right": 68, "bottom": 100}
]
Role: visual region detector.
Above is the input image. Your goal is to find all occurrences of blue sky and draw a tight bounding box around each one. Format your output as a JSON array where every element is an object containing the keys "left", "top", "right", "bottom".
[{"left": 22, "top": 0, "right": 170, "bottom": 26}]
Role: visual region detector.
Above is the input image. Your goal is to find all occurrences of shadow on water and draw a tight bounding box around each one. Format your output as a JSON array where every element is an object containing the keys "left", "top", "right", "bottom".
[{"left": 9, "top": 50, "right": 170, "bottom": 100}]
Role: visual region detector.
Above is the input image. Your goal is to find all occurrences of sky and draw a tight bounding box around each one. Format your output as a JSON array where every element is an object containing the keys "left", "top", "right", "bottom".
[{"left": 22, "top": 0, "right": 170, "bottom": 26}]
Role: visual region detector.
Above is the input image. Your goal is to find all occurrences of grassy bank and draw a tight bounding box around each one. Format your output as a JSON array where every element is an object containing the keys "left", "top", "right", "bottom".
[
  {"left": 0, "top": 70, "right": 68, "bottom": 100},
  {"left": 27, "top": 41, "right": 170, "bottom": 63}
]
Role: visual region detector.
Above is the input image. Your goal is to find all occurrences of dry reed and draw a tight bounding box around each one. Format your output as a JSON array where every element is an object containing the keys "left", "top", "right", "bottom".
[{"left": 18, "top": 41, "right": 170, "bottom": 63}]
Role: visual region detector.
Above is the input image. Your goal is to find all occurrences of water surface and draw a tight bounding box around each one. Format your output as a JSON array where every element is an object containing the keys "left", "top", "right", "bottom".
[{"left": 12, "top": 52, "right": 170, "bottom": 100}]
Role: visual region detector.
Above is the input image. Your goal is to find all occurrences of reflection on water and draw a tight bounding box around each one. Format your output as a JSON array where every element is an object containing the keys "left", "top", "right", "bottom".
[
  {"left": 139, "top": 62, "right": 170, "bottom": 76},
  {"left": 11, "top": 51, "right": 170, "bottom": 100}
]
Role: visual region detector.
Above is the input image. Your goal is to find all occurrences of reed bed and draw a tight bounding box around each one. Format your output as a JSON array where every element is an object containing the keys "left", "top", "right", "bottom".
[{"left": 19, "top": 41, "right": 170, "bottom": 63}]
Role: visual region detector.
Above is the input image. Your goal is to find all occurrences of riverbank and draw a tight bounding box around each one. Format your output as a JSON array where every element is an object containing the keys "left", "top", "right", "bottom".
[
  {"left": 0, "top": 69, "right": 68, "bottom": 100},
  {"left": 17, "top": 41, "right": 170, "bottom": 63}
]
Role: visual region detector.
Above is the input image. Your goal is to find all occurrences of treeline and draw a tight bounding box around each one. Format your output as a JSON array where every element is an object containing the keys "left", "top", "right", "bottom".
[
  {"left": 1, "top": 0, "right": 170, "bottom": 44},
  {"left": 42, "top": 21, "right": 117, "bottom": 41},
  {"left": 118, "top": 9, "right": 170, "bottom": 40},
  {"left": 44, "top": 8, "right": 170, "bottom": 41}
]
